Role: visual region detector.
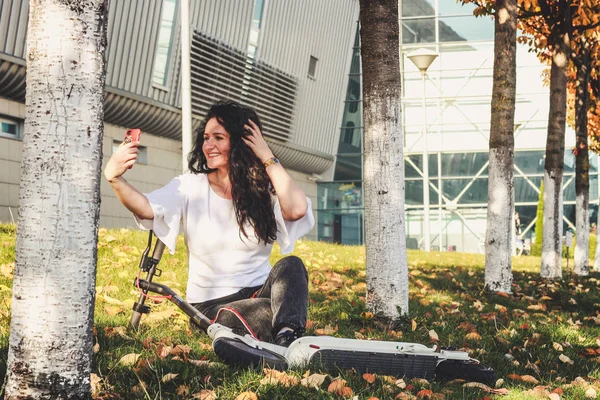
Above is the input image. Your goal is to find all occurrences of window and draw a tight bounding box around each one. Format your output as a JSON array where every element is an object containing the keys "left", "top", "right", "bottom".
[
  {"left": 0, "top": 117, "right": 19, "bottom": 139},
  {"left": 152, "top": 0, "right": 178, "bottom": 87},
  {"left": 308, "top": 56, "right": 318, "bottom": 78},
  {"left": 113, "top": 140, "right": 148, "bottom": 165}
]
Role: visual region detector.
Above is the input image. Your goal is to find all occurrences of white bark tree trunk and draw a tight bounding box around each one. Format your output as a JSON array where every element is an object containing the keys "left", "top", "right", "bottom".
[
  {"left": 541, "top": 170, "right": 563, "bottom": 278},
  {"left": 485, "top": 150, "right": 514, "bottom": 292},
  {"left": 359, "top": 0, "right": 408, "bottom": 318},
  {"left": 540, "top": 52, "right": 567, "bottom": 280},
  {"left": 574, "top": 192, "right": 589, "bottom": 275},
  {"left": 484, "top": 0, "right": 517, "bottom": 293},
  {"left": 5, "top": 0, "right": 108, "bottom": 398}
]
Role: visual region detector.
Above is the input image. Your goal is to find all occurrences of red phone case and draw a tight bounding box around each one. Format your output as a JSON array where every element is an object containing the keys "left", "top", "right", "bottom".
[
  {"left": 124, "top": 129, "right": 142, "bottom": 169},
  {"left": 124, "top": 128, "right": 142, "bottom": 144}
]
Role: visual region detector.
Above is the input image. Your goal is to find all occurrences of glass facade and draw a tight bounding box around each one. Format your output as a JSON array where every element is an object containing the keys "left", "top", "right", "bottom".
[
  {"left": 317, "top": 0, "right": 599, "bottom": 252},
  {"left": 152, "top": 0, "right": 178, "bottom": 86}
]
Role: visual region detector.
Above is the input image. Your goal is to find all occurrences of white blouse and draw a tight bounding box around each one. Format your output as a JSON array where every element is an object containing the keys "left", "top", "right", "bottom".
[{"left": 135, "top": 173, "right": 314, "bottom": 303}]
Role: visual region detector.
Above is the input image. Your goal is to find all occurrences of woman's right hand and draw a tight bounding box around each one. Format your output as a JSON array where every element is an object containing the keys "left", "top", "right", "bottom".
[{"left": 104, "top": 141, "right": 140, "bottom": 182}]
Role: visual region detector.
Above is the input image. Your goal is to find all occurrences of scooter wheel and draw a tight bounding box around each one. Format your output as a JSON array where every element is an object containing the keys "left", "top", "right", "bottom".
[
  {"left": 435, "top": 359, "right": 496, "bottom": 385},
  {"left": 213, "top": 337, "right": 288, "bottom": 370}
]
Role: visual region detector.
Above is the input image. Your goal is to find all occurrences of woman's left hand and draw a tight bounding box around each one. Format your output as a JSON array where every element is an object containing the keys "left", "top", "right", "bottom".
[{"left": 242, "top": 119, "right": 274, "bottom": 163}]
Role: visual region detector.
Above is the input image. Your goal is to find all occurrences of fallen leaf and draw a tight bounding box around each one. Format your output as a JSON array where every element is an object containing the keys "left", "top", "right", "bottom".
[
  {"left": 188, "top": 358, "right": 220, "bottom": 368},
  {"left": 235, "top": 392, "right": 258, "bottom": 400},
  {"left": 521, "top": 375, "right": 539, "bottom": 384},
  {"left": 559, "top": 354, "right": 574, "bottom": 365},
  {"left": 315, "top": 325, "right": 338, "bottom": 335},
  {"left": 145, "top": 309, "right": 179, "bottom": 323},
  {"left": 412, "top": 320, "right": 418, "bottom": 331},
  {"left": 363, "top": 373, "right": 376, "bottom": 383},
  {"left": 429, "top": 330, "right": 439, "bottom": 341},
  {"left": 548, "top": 394, "right": 560, "bottom": 400},
  {"left": 301, "top": 373, "right": 328, "bottom": 388},
  {"left": 463, "top": 382, "right": 510, "bottom": 395},
  {"left": 507, "top": 374, "right": 522, "bottom": 381},
  {"left": 93, "top": 342, "right": 100, "bottom": 354},
  {"left": 465, "top": 332, "right": 482, "bottom": 341},
  {"left": 104, "top": 305, "right": 124, "bottom": 316},
  {"left": 417, "top": 389, "right": 433, "bottom": 398},
  {"left": 193, "top": 390, "right": 217, "bottom": 400},
  {"left": 586, "top": 387, "right": 597, "bottom": 398},
  {"left": 162, "top": 373, "right": 178, "bottom": 383},
  {"left": 328, "top": 379, "right": 348, "bottom": 395},
  {"left": 91, "top": 373, "right": 102, "bottom": 397},
  {"left": 177, "top": 385, "right": 190, "bottom": 396},
  {"left": 553, "top": 342, "right": 564, "bottom": 352},
  {"left": 119, "top": 353, "right": 141, "bottom": 366},
  {"left": 261, "top": 368, "right": 299, "bottom": 387}
]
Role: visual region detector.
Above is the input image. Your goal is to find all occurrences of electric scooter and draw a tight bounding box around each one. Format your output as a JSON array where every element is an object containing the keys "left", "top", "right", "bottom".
[{"left": 128, "top": 232, "right": 495, "bottom": 384}]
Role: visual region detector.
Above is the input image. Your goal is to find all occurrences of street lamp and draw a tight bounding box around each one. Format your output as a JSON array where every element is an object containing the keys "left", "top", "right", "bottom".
[{"left": 408, "top": 48, "right": 438, "bottom": 252}]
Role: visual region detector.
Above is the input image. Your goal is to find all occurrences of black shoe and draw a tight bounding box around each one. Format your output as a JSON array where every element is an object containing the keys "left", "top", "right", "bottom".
[{"left": 274, "top": 329, "right": 301, "bottom": 347}]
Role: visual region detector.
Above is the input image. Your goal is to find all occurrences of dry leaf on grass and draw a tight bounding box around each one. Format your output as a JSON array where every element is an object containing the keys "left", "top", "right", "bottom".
[
  {"left": 521, "top": 375, "right": 540, "bottom": 384},
  {"left": 235, "top": 392, "right": 258, "bottom": 400},
  {"left": 363, "top": 373, "right": 376, "bottom": 383},
  {"left": 91, "top": 373, "right": 102, "bottom": 397},
  {"left": 161, "top": 373, "right": 178, "bottom": 383},
  {"left": 261, "top": 368, "right": 299, "bottom": 387},
  {"left": 429, "top": 330, "right": 439, "bottom": 341},
  {"left": 176, "top": 385, "right": 190, "bottom": 396},
  {"left": 328, "top": 378, "right": 348, "bottom": 395},
  {"left": 586, "top": 387, "right": 597, "bottom": 398},
  {"left": 188, "top": 358, "right": 220, "bottom": 368},
  {"left": 314, "top": 325, "right": 338, "bottom": 335},
  {"left": 416, "top": 389, "right": 433, "bottom": 398},
  {"left": 145, "top": 309, "right": 180, "bottom": 323},
  {"left": 301, "top": 373, "right": 328, "bottom": 388},
  {"left": 559, "top": 354, "right": 574, "bottom": 365},
  {"left": 104, "top": 305, "right": 124, "bottom": 316},
  {"left": 193, "top": 390, "right": 218, "bottom": 400},
  {"left": 119, "top": 353, "right": 140, "bottom": 366},
  {"left": 463, "top": 382, "right": 510, "bottom": 395},
  {"left": 465, "top": 332, "right": 482, "bottom": 341}
]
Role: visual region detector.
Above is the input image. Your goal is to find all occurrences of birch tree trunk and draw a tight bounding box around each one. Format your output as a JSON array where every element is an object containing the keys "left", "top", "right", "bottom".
[
  {"left": 541, "top": 48, "right": 568, "bottom": 279},
  {"left": 484, "top": 0, "right": 517, "bottom": 293},
  {"left": 574, "top": 40, "right": 590, "bottom": 276},
  {"left": 359, "top": 0, "right": 408, "bottom": 318},
  {"left": 5, "top": 0, "right": 108, "bottom": 398}
]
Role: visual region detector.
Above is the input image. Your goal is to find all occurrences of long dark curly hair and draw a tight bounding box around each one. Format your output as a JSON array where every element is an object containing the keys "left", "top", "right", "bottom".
[{"left": 188, "top": 100, "right": 277, "bottom": 245}]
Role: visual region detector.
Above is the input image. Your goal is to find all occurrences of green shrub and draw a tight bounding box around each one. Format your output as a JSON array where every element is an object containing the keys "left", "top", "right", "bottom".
[{"left": 531, "top": 181, "right": 544, "bottom": 256}]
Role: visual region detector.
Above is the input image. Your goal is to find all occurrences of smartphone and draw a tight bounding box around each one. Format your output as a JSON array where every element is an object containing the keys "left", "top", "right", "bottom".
[
  {"left": 124, "top": 128, "right": 142, "bottom": 144},
  {"left": 124, "top": 129, "right": 142, "bottom": 169}
]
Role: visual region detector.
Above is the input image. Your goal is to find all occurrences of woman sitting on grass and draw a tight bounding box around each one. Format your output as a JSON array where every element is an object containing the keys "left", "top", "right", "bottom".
[{"left": 103, "top": 100, "right": 314, "bottom": 347}]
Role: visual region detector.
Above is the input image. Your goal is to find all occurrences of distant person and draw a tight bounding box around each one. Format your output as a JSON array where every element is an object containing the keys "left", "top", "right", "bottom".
[{"left": 104, "top": 100, "right": 314, "bottom": 346}]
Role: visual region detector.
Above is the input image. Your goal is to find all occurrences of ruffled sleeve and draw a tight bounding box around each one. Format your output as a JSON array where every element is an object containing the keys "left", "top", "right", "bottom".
[
  {"left": 273, "top": 197, "right": 315, "bottom": 254},
  {"left": 134, "top": 175, "right": 186, "bottom": 254}
]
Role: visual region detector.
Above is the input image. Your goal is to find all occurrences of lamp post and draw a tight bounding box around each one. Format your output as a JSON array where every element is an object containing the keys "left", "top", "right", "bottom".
[{"left": 408, "top": 48, "right": 438, "bottom": 252}]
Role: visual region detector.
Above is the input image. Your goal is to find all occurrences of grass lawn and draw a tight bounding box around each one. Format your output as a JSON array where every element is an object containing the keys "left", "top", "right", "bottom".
[{"left": 1, "top": 223, "right": 600, "bottom": 399}]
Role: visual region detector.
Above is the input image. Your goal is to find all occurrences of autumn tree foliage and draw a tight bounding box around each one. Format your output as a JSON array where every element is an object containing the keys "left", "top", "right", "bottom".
[{"left": 460, "top": 0, "right": 600, "bottom": 278}]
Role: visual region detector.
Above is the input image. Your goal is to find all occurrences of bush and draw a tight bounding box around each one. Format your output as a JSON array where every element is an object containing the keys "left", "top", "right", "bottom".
[{"left": 531, "top": 181, "right": 544, "bottom": 256}]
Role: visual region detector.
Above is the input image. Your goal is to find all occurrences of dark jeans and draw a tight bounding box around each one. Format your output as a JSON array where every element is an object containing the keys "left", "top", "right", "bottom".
[{"left": 191, "top": 255, "right": 308, "bottom": 342}]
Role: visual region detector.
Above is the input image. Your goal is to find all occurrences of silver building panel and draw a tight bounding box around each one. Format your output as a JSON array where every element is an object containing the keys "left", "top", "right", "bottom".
[
  {"left": 259, "top": 0, "right": 359, "bottom": 155},
  {"left": 0, "top": 0, "right": 28, "bottom": 58}
]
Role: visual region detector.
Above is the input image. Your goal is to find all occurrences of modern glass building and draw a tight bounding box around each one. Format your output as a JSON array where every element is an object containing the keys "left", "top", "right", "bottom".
[{"left": 317, "top": 0, "right": 599, "bottom": 252}]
